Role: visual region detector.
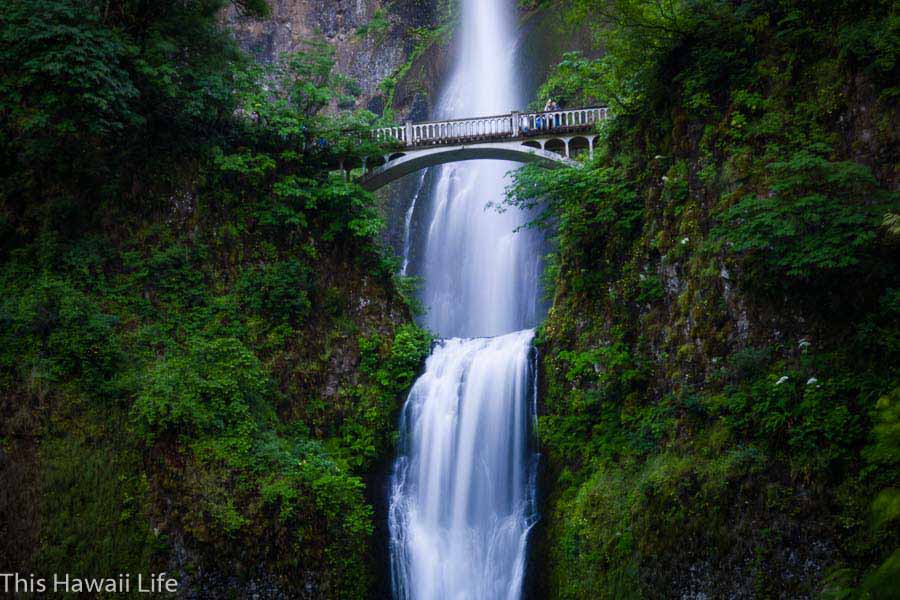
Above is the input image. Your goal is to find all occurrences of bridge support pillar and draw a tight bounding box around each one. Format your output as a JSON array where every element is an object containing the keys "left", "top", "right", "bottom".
[{"left": 405, "top": 122, "right": 413, "bottom": 146}]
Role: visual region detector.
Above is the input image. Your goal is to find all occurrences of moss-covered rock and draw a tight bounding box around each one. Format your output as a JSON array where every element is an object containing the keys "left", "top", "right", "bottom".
[{"left": 515, "top": 1, "right": 899, "bottom": 597}]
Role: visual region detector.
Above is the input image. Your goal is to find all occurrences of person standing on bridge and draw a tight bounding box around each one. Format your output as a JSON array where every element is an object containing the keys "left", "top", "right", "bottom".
[
  {"left": 547, "top": 98, "right": 561, "bottom": 128},
  {"left": 520, "top": 114, "right": 530, "bottom": 136}
]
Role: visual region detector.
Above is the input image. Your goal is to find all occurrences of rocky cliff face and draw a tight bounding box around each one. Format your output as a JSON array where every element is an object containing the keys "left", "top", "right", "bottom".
[
  {"left": 519, "top": 6, "right": 899, "bottom": 596},
  {"left": 225, "top": 0, "right": 455, "bottom": 121}
]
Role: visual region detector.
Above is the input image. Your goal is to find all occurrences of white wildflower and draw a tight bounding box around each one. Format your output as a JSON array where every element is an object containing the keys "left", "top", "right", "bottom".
[
  {"left": 775, "top": 376, "right": 789, "bottom": 386},
  {"left": 806, "top": 377, "right": 818, "bottom": 386},
  {"left": 681, "top": 237, "right": 689, "bottom": 245}
]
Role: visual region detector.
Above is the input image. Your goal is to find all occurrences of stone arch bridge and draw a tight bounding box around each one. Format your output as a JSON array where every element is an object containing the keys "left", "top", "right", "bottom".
[{"left": 342, "top": 107, "right": 608, "bottom": 191}]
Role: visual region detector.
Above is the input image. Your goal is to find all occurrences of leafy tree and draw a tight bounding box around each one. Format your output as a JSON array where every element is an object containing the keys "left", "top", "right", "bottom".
[{"left": 284, "top": 39, "right": 360, "bottom": 117}]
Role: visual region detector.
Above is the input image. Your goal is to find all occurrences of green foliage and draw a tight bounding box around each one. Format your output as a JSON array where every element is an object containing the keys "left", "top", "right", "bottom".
[
  {"left": 375, "top": 21, "right": 454, "bottom": 121},
  {"left": 0, "top": 0, "right": 140, "bottom": 141},
  {"left": 547, "top": 447, "right": 766, "bottom": 599},
  {"left": 282, "top": 39, "right": 362, "bottom": 117},
  {"left": 396, "top": 274, "right": 427, "bottom": 316},
  {"left": 635, "top": 273, "right": 664, "bottom": 304},
  {"left": 0, "top": 0, "right": 268, "bottom": 202},
  {"left": 865, "top": 389, "right": 900, "bottom": 572},
  {"left": 237, "top": 259, "right": 314, "bottom": 325},
  {"left": 838, "top": 11, "right": 900, "bottom": 97},
  {"left": 506, "top": 163, "right": 642, "bottom": 294},
  {"left": 865, "top": 388, "right": 900, "bottom": 475},
  {"left": 534, "top": 51, "right": 609, "bottom": 109},
  {"left": 704, "top": 358, "right": 871, "bottom": 475},
  {"left": 356, "top": 8, "right": 391, "bottom": 41},
  {"left": 0, "top": 1, "right": 425, "bottom": 595},
  {"left": 0, "top": 274, "right": 123, "bottom": 400},
  {"left": 132, "top": 337, "right": 267, "bottom": 443},
  {"left": 37, "top": 438, "right": 159, "bottom": 582},
  {"left": 712, "top": 149, "right": 891, "bottom": 285},
  {"left": 539, "top": 0, "right": 703, "bottom": 114},
  {"left": 525, "top": 0, "right": 900, "bottom": 596},
  {"left": 342, "top": 324, "right": 432, "bottom": 469},
  {"left": 380, "top": 324, "right": 433, "bottom": 390}
]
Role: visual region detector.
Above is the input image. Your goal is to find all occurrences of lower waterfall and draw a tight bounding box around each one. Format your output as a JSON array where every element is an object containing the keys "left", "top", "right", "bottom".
[{"left": 389, "top": 330, "right": 538, "bottom": 600}]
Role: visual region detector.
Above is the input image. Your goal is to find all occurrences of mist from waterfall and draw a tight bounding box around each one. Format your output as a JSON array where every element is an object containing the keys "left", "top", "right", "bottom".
[{"left": 389, "top": 0, "right": 542, "bottom": 598}]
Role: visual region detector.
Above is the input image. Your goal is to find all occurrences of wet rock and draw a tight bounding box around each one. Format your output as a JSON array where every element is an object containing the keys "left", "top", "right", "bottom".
[{"left": 223, "top": 0, "right": 449, "bottom": 120}]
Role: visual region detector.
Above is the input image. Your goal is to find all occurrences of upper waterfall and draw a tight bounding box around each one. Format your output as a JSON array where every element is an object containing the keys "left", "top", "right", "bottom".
[{"left": 408, "top": 0, "right": 546, "bottom": 338}]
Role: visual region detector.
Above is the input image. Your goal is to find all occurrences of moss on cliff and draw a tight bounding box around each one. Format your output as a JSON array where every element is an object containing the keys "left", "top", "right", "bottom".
[
  {"left": 0, "top": 3, "right": 429, "bottom": 597},
  {"left": 509, "top": 1, "right": 899, "bottom": 597}
]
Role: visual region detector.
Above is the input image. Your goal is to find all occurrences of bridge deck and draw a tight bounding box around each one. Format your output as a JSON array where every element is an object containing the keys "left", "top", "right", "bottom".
[
  {"left": 373, "top": 106, "right": 608, "bottom": 150},
  {"left": 350, "top": 106, "right": 608, "bottom": 191}
]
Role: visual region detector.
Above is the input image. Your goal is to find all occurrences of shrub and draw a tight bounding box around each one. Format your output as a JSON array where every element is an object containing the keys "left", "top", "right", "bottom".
[
  {"left": 132, "top": 337, "right": 268, "bottom": 442},
  {"left": 0, "top": 275, "right": 122, "bottom": 400},
  {"left": 237, "top": 258, "right": 314, "bottom": 325},
  {"left": 713, "top": 149, "right": 890, "bottom": 287}
]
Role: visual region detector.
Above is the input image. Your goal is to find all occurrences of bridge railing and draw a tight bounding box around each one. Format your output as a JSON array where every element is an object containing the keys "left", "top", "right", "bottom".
[{"left": 372, "top": 106, "right": 608, "bottom": 149}]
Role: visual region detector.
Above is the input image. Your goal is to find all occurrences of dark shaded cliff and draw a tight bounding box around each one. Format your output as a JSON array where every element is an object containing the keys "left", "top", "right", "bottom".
[
  {"left": 509, "top": 1, "right": 899, "bottom": 597},
  {"left": 0, "top": 2, "right": 431, "bottom": 597}
]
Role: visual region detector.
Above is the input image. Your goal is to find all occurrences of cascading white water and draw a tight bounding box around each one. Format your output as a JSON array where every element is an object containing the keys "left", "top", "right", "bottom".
[
  {"left": 389, "top": 0, "right": 542, "bottom": 598},
  {"left": 416, "top": 0, "right": 543, "bottom": 339},
  {"left": 400, "top": 172, "right": 426, "bottom": 277},
  {"left": 389, "top": 331, "right": 538, "bottom": 599}
]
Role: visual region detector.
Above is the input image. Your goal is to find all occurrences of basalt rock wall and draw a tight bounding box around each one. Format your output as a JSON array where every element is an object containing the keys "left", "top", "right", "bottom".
[{"left": 224, "top": 0, "right": 456, "bottom": 121}]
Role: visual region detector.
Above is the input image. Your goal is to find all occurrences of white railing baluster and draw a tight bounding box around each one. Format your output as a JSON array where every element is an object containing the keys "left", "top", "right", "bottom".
[{"left": 370, "top": 106, "right": 606, "bottom": 149}]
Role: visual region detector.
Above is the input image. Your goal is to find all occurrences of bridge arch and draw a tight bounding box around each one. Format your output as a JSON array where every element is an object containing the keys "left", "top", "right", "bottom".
[
  {"left": 544, "top": 138, "right": 566, "bottom": 156},
  {"left": 358, "top": 142, "right": 579, "bottom": 191},
  {"left": 569, "top": 136, "right": 590, "bottom": 157}
]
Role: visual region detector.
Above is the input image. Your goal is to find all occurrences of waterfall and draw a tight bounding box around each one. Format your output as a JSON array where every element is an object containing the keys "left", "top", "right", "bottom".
[
  {"left": 389, "top": 0, "right": 542, "bottom": 598},
  {"left": 400, "top": 171, "right": 426, "bottom": 276},
  {"left": 389, "top": 331, "right": 538, "bottom": 599}
]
